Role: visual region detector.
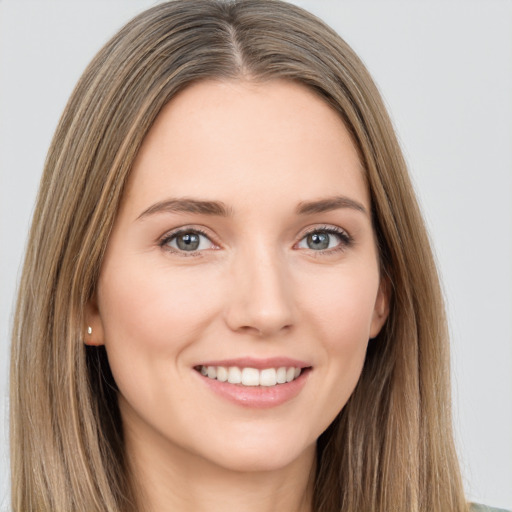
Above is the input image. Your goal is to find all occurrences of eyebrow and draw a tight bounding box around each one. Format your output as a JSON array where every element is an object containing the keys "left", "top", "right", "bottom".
[
  {"left": 296, "top": 196, "right": 367, "bottom": 216},
  {"left": 137, "top": 194, "right": 367, "bottom": 221},
  {"left": 137, "top": 197, "right": 232, "bottom": 220}
]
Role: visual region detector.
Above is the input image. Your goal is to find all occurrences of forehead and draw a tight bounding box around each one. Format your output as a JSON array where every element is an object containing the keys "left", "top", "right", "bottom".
[{"left": 122, "top": 79, "right": 368, "bottom": 216}]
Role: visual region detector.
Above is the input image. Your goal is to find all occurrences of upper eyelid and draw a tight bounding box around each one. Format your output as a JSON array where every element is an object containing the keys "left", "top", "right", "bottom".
[
  {"left": 159, "top": 226, "right": 216, "bottom": 243},
  {"left": 302, "top": 225, "right": 345, "bottom": 234},
  {"left": 158, "top": 223, "right": 352, "bottom": 248},
  {"left": 159, "top": 228, "right": 218, "bottom": 257},
  {"left": 298, "top": 224, "right": 351, "bottom": 239}
]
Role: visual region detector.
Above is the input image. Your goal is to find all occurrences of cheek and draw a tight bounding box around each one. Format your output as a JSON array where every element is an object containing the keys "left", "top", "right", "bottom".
[
  {"left": 101, "top": 258, "right": 216, "bottom": 331},
  {"left": 97, "top": 259, "right": 223, "bottom": 380},
  {"left": 303, "top": 265, "right": 380, "bottom": 349},
  {"left": 298, "top": 266, "right": 380, "bottom": 421},
  {"left": 317, "top": 284, "right": 373, "bottom": 381}
]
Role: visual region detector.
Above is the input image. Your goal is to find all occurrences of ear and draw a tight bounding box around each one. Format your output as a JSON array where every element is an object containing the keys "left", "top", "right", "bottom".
[
  {"left": 369, "top": 276, "right": 390, "bottom": 339},
  {"left": 84, "top": 293, "right": 105, "bottom": 346}
]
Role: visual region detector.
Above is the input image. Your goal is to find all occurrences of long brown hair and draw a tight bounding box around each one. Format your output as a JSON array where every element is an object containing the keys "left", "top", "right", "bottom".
[{"left": 10, "top": 1, "right": 468, "bottom": 510}]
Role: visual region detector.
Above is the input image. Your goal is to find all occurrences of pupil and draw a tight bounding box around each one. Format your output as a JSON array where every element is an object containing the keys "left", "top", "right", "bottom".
[
  {"left": 177, "top": 233, "right": 200, "bottom": 251},
  {"left": 308, "top": 232, "right": 329, "bottom": 250}
]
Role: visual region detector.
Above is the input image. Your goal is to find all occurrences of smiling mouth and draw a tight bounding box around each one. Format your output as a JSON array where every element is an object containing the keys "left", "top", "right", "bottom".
[{"left": 194, "top": 365, "right": 308, "bottom": 387}]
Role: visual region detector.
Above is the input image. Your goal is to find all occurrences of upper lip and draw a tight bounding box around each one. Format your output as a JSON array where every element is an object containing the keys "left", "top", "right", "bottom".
[{"left": 194, "top": 357, "right": 311, "bottom": 370}]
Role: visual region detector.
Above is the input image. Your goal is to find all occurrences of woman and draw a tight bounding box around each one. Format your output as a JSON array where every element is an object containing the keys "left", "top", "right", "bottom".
[{"left": 8, "top": 1, "right": 508, "bottom": 511}]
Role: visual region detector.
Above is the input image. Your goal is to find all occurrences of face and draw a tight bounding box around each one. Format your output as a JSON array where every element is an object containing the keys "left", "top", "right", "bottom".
[{"left": 87, "top": 80, "right": 388, "bottom": 474}]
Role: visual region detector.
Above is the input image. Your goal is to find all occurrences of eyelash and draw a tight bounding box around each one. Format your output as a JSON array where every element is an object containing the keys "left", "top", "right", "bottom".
[
  {"left": 158, "top": 225, "right": 353, "bottom": 256},
  {"left": 159, "top": 227, "right": 214, "bottom": 257},
  {"left": 298, "top": 225, "right": 353, "bottom": 255}
]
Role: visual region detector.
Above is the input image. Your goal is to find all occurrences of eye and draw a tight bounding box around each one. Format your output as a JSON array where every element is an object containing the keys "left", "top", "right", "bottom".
[
  {"left": 161, "top": 229, "right": 215, "bottom": 253},
  {"left": 297, "top": 227, "right": 351, "bottom": 252}
]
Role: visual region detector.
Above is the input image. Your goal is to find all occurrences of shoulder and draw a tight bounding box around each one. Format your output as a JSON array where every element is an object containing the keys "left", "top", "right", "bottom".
[{"left": 470, "top": 504, "right": 511, "bottom": 512}]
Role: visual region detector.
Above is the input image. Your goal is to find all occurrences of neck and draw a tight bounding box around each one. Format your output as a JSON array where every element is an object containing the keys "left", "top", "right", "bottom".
[{"left": 124, "top": 419, "right": 316, "bottom": 512}]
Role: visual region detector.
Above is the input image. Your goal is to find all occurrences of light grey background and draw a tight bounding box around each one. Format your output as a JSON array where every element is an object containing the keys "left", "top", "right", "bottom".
[{"left": 1, "top": 1, "right": 511, "bottom": 509}]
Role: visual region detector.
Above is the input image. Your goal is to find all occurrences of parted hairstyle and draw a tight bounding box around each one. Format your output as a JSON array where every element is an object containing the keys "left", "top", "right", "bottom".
[{"left": 10, "top": 1, "right": 469, "bottom": 511}]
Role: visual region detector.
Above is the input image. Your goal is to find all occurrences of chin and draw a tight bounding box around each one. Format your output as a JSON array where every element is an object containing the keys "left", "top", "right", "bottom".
[{"left": 195, "top": 433, "right": 317, "bottom": 474}]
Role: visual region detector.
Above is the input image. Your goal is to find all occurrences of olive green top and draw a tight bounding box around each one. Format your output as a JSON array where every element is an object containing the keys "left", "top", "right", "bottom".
[{"left": 471, "top": 503, "right": 511, "bottom": 512}]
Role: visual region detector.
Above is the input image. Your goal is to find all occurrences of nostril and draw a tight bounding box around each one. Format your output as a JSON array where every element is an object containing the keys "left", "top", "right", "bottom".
[{"left": 236, "top": 322, "right": 293, "bottom": 337}]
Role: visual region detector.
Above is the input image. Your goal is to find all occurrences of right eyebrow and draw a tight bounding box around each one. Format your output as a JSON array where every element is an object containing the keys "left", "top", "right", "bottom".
[
  {"left": 296, "top": 195, "right": 367, "bottom": 216},
  {"left": 136, "top": 197, "right": 232, "bottom": 220}
]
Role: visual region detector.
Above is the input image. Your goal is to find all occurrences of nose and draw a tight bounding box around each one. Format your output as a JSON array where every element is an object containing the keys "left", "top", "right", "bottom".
[{"left": 224, "top": 245, "right": 296, "bottom": 337}]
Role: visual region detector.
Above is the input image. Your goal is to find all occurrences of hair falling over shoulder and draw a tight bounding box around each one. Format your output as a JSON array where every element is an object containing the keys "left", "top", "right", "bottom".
[{"left": 10, "top": 1, "right": 469, "bottom": 511}]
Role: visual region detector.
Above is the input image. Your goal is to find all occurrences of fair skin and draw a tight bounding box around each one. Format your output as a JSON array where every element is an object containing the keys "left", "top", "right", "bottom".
[{"left": 86, "top": 79, "right": 388, "bottom": 512}]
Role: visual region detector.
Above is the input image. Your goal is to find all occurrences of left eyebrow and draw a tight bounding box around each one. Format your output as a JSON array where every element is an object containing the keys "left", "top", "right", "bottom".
[
  {"left": 296, "top": 196, "right": 368, "bottom": 216},
  {"left": 136, "top": 197, "right": 232, "bottom": 220}
]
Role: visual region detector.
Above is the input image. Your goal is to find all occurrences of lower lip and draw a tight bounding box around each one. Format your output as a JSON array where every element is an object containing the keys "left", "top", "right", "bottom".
[{"left": 194, "top": 369, "right": 311, "bottom": 409}]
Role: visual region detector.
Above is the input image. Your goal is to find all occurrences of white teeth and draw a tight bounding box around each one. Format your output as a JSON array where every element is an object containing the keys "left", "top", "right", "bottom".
[
  {"left": 276, "top": 367, "right": 287, "bottom": 384},
  {"left": 216, "top": 366, "right": 228, "bottom": 382},
  {"left": 260, "top": 368, "right": 277, "bottom": 387},
  {"left": 228, "top": 366, "right": 242, "bottom": 384},
  {"left": 199, "top": 365, "right": 304, "bottom": 386},
  {"left": 242, "top": 368, "right": 260, "bottom": 386}
]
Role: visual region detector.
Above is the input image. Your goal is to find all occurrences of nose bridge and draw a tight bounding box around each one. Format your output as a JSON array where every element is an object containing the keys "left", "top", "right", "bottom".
[{"left": 225, "top": 239, "right": 295, "bottom": 336}]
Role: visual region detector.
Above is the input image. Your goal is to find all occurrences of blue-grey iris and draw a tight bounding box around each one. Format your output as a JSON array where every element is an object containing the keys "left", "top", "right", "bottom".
[
  {"left": 177, "top": 233, "right": 200, "bottom": 251},
  {"left": 307, "top": 232, "right": 329, "bottom": 250}
]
